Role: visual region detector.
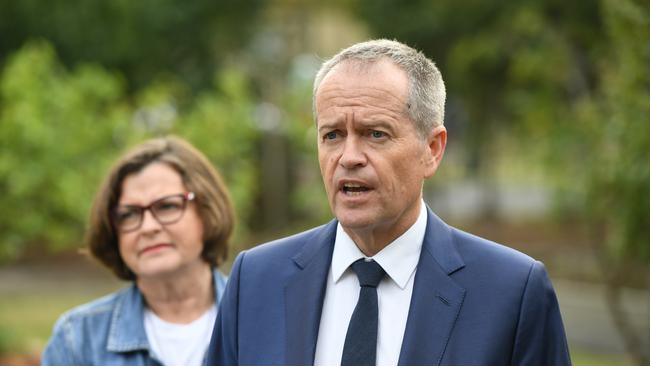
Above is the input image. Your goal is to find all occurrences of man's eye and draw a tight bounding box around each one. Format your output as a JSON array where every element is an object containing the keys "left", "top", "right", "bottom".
[
  {"left": 324, "top": 131, "right": 338, "bottom": 140},
  {"left": 370, "top": 130, "right": 386, "bottom": 138}
]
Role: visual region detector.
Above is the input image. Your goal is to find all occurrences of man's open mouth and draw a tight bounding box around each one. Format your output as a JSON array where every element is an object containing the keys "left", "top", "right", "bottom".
[{"left": 342, "top": 183, "right": 371, "bottom": 195}]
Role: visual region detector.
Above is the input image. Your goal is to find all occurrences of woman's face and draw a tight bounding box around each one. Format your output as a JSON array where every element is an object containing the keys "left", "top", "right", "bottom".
[{"left": 116, "top": 162, "right": 206, "bottom": 279}]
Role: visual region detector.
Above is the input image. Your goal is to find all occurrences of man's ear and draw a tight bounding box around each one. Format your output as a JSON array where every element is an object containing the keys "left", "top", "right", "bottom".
[{"left": 423, "top": 125, "right": 447, "bottom": 179}]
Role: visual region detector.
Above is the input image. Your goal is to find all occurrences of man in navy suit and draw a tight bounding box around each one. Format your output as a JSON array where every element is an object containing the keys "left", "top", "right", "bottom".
[{"left": 208, "top": 39, "right": 571, "bottom": 366}]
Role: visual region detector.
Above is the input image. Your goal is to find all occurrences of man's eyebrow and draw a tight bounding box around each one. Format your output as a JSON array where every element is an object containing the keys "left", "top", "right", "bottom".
[
  {"left": 317, "top": 119, "right": 343, "bottom": 132},
  {"left": 357, "top": 118, "right": 396, "bottom": 131}
]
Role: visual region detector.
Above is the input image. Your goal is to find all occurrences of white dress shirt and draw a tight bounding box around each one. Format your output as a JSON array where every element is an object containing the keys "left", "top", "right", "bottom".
[{"left": 314, "top": 202, "right": 428, "bottom": 366}]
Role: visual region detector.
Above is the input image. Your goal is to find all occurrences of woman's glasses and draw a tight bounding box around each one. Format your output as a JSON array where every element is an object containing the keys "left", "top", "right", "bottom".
[{"left": 113, "top": 192, "right": 195, "bottom": 232}]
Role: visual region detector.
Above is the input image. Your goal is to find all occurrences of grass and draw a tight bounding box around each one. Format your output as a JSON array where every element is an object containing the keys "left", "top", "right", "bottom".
[
  {"left": 0, "top": 290, "right": 117, "bottom": 353},
  {"left": 571, "top": 348, "right": 635, "bottom": 366},
  {"left": 0, "top": 261, "right": 122, "bottom": 357}
]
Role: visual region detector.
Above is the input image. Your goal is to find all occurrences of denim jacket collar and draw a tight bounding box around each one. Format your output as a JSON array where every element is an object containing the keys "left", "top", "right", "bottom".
[{"left": 106, "top": 268, "right": 226, "bottom": 353}]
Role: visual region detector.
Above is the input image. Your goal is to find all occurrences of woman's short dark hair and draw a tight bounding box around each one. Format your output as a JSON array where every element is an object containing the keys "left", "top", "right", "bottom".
[{"left": 86, "top": 136, "right": 235, "bottom": 280}]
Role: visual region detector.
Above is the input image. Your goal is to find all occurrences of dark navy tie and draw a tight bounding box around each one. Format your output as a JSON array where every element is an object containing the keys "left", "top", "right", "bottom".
[{"left": 341, "top": 259, "right": 386, "bottom": 366}]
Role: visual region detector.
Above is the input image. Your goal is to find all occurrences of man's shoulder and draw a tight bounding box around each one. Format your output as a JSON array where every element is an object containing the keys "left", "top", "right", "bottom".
[
  {"left": 243, "top": 220, "right": 335, "bottom": 262},
  {"left": 439, "top": 226, "right": 545, "bottom": 298},
  {"left": 445, "top": 226, "right": 539, "bottom": 282},
  {"left": 424, "top": 208, "right": 535, "bottom": 275},
  {"left": 224, "top": 221, "right": 335, "bottom": 297},
  {"left": 451, "top": 228, "right": 534, "bottom": 265}
]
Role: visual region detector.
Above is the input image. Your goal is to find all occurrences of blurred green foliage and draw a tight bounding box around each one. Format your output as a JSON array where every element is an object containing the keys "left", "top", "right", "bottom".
[
  {"left": 0, "top": 0, "right": 646, "bottom": 268},
  {"left": 0, "top": 41, "right": 261, "bottom": 261},
  {"left": 0, "top": 0, "right": 266, "bottom": 91},
  {"left": 0, "top": 41, "right": 133, "bottom": 259},
  {"left": 579, "top": 0, "right": 650, "bottom": 264},
  {"left": 0, "top": 326, "right": 9, "bottom": 354}
]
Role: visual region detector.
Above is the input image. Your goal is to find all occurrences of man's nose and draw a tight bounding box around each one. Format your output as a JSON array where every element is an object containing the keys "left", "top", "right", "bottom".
[{"left": 339, "top": 136, "right": 367, "bottom": 169}]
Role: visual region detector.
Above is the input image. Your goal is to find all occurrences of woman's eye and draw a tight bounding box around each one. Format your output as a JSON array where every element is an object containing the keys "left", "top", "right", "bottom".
[
  {"left": 158, "top": 202, "right": 180, "bottom": 211},
  {"left": 155, "top": 200, "right": 183, "bottom": 213},
  {"left": 117, "top": 209, "right": 138, "bottom": 222}
]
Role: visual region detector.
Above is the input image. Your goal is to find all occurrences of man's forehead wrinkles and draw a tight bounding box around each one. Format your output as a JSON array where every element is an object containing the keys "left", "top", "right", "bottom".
[
  {"left": 319, "top": 84, "right": 405, "bottom": 103},
  {"left": 317, "top": 111, "right": 405, "bottom": 133},
  {"left": 318, "top": 93, "right": 406, "bottom": 115},
  {"left": 320, "top": 104, "right": 404, "bottom": 120}
]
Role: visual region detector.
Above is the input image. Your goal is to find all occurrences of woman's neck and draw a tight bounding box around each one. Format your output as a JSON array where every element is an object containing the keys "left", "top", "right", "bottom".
[{"left": 137, "top": 262, "right": 214, "bottom": 324}]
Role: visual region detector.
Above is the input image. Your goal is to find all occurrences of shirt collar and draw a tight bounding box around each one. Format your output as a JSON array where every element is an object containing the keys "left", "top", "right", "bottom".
[{"left": 331, "top": 201, "right": 427, "bottom": 289}]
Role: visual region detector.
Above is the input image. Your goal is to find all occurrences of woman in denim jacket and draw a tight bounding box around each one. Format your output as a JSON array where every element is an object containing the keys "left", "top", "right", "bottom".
[{"left": 42, "top": 136, "right": 235, "bottom": 366}]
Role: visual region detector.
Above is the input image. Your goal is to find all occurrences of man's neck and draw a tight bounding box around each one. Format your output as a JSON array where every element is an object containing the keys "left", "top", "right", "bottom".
[{"left": 344, "top": 201, "right": 424, "bottom": 257}]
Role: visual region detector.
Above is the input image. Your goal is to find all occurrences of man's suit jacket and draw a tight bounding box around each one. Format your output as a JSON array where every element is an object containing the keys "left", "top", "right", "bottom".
[{"left": 207, "top": 208, "right": 571, "bottom": 365}]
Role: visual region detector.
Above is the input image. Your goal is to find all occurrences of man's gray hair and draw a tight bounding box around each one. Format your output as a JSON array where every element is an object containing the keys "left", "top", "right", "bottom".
[{"left": 313, "top": 39, "right": 446, "bottom": 138}]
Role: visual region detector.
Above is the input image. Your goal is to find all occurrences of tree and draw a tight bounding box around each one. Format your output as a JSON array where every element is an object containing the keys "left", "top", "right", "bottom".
[
  {"left": 0, "top": 41, "right": 134, "bottom": 259},
  {"left": 0, "top": 0, "right": 266, "bottom": 91},
  {"left": 0, "top": 41, "right": 261, "bottom": 261},
  {"left": 569, "top": 0, "right": 650, "bottom": 363}
]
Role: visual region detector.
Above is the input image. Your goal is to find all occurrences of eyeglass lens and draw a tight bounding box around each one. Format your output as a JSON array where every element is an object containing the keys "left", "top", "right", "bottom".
[{"left": 115, "top": 194, "right": 189, "bottom": 232}]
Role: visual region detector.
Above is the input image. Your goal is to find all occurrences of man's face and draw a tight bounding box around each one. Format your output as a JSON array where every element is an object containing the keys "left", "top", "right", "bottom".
[{"left": 316, "top": 59, "right": 446, "bottom": 244}]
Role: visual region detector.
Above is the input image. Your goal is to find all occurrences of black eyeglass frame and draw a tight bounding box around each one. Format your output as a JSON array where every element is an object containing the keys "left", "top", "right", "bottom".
[{"left": 113, "top": 192, "right": 196, "bottom": 233}]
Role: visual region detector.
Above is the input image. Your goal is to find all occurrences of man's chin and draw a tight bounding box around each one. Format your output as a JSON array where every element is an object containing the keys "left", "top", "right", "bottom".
[{"left": 335, "top": 211, "right": 376, "bottom": 231}]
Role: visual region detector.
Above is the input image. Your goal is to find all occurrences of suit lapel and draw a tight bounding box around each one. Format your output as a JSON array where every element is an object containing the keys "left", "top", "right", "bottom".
[
  {"left": 398, "top": 208, "right": 466, "bottom": 366},
  {"left": 285, "top": 220, "right": 337, "bottom": 366}
]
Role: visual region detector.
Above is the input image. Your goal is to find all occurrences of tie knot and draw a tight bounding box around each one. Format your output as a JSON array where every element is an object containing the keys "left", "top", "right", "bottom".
[{"left": 351, "top": 259, "right": 385, "bottom": 288}]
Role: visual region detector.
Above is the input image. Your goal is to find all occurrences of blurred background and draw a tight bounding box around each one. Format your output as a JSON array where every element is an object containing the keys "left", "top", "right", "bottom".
[{"left": 0, "top": 0, "right": 648, "bottom": 365}]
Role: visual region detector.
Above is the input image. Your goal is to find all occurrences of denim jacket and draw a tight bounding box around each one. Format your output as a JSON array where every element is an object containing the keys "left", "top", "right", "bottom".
[{"left": 41, "top": 268, "right": 227, "bottom": 366}]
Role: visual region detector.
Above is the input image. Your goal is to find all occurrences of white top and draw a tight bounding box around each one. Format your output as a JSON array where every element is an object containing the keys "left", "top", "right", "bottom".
[
  {"left": 144, "top": 305, "right": 217, "bottom": 366},
  {"left": 314, "top": 202, "right": 428, "bottom": 366}
]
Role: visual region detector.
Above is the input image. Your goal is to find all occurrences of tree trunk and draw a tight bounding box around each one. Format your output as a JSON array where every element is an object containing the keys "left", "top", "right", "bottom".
[{"left": 593, "top": 222, "right": 650, "bottom": 365}]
